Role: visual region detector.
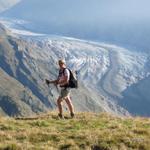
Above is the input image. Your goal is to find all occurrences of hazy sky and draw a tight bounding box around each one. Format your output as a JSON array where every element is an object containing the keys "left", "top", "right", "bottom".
[{"left": 2, "top": 0, "right": 150, "bottom": 23}]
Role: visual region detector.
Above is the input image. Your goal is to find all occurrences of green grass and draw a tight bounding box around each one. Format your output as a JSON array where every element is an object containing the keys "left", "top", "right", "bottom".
[{"left": 0, "top": 112, "right": 150, "bottom": 150}]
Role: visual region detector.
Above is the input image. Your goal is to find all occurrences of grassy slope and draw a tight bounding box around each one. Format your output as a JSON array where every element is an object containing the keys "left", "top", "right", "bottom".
[{"left": 0, "top": 112, "right": 150, "bottom": 150}]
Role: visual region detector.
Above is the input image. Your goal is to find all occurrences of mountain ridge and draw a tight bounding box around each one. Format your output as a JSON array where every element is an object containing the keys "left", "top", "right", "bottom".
[
  {"left": 0, "top": 21, "right": 150, "bottom": 117},
  {"left": 1, "top": 0, "right": 150, "bottom": 52},
  {"left": 1, "top": 23, "right": 123, "bottom": 116}
]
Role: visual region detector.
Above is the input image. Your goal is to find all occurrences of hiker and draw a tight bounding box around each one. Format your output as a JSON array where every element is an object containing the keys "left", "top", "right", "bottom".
[{"left": 46, "top": 59, "right": 75, "bottom": 118}]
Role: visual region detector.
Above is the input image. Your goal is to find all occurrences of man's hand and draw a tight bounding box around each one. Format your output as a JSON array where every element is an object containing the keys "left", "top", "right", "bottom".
[{"left": 45, "top": 79, "right": 50, "bottom": 85}]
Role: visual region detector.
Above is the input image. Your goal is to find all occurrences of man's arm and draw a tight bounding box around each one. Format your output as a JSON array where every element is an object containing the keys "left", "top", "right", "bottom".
[
  {"left": 57, "top": 76, "right": 68, "bottom": 85},
  {"left": 45, "top": 79, "right": 58, "bottom": 85},
  {"left": 45, "top": 69, "right": 70, "bottom": 86}
]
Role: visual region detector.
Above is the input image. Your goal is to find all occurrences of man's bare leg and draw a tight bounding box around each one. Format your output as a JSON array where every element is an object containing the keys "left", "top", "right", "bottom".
[
  {"left": 57, "top": 97, "right": 63, "bottom": 117},
  {"left": 65, "top": 96, "right": 74, "bottom": 117}
]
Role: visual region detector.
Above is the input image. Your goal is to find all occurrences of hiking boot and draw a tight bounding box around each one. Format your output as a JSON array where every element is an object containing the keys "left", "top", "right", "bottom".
[
  {"left": 70, "top": 112, "right": 75, "bottom": 118},
  {"left": 58, "top": 113, "right": 64, "bottom": 119}
]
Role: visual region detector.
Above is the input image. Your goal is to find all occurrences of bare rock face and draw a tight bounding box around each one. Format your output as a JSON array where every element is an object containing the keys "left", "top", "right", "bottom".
[
  {"left": 1, "top": 22, "right": 150, "bottom": 117},
  {"left": 1, "top": 24, "right": 124, "bottom": 117}
]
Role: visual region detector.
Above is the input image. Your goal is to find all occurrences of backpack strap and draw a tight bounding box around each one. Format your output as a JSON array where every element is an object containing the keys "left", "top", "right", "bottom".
[
  {"left": 62, "top": 68, "right": 71, "bottom": 78},
  {"left": 59, "top": 68, "right": 70, "bottom": 88}
]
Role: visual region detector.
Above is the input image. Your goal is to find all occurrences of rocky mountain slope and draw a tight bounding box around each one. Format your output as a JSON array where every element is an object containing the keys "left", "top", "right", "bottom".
[
  {"left": 0, "top": 20, "right": 150, "bottom": 117},
  {"left": 0, "top": 23, "right": 125, "bottom": 116},
  {"left": 0, "top": 68, "right": 48, "bottom": 116},
  {"left": 120, "top": 76, "right": 150, "bottom": 117}
]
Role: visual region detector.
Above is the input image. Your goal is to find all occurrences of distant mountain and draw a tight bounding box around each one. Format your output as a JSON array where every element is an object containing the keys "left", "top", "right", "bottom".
[
  {"left": 1, "top": 0, "right": 150, "bottom": 52},
  {"left": 0, "top": 21, "right": 150, "bottom": 117},
  {"left": 0, "top": 0, "right": 21, "bottom": 13},
  {"left": 0, "top": 23, "right": 126, "bottom": 116},
  {"left": 1, "top": 0, "right": 150, "bottom": 117},
  {"left": 120, "top": 76, "right": 150, "bottom": 117}
]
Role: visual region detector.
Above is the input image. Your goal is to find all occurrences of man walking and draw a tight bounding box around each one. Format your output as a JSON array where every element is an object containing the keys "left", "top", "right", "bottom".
[{"left": 46, "top": 59, "right": 75, "bottom": 118}]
